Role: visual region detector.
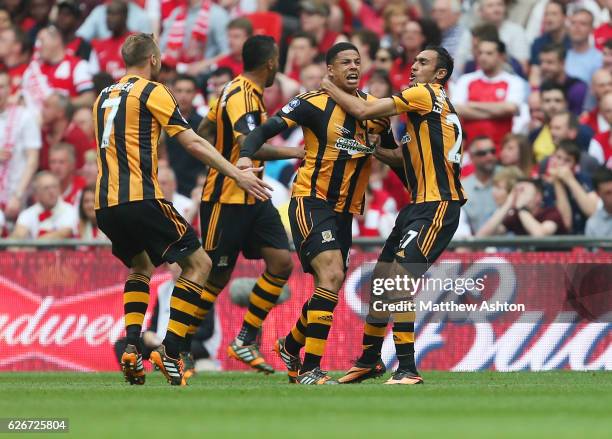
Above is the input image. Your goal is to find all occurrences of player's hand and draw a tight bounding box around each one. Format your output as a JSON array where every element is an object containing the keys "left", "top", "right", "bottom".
[
  {"left": 293, "top": 148, "right": 305, "bottom": 159},
  {"left": 320, "top": 77, "right": 334, "bottom": 92},
  {"left": 235, "top": 167, "right": 273, "bottom": 201},
  {"left": 236, "top": 157, "right": 253, "bottom": 170}
]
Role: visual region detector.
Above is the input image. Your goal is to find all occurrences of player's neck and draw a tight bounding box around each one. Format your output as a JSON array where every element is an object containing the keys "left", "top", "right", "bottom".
[
  {"left": 242, "top": 71, "right": 265, "bottom": 90},
  {"left": 126, "top": 66, "right": 151, "bottom": 80}
]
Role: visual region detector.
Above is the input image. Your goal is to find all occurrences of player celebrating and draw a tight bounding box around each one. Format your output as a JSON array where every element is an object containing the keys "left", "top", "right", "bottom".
[
  {"left": 93, "top": 33, "right": 271, "bottom": 386},
  {"left": 241, "top": 42, "right": 396, "bottom": 384},
  {"left": 321, "top": 46, "right": 466, "bottom": 384},
  {"left": 194, "top": 35, "right": 304, "bottom": 373}
]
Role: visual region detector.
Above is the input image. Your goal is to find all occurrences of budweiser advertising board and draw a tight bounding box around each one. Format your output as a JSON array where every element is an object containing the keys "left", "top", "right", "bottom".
[{"left": 0, "top": 250, "right": 610, "bottom": 371}]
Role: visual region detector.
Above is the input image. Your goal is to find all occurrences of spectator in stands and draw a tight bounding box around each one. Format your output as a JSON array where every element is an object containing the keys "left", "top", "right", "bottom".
[
  {"left": 588, "top": 92, "right": 612, "bottom": 166},
  {"left": 0, "top": 69, "right": 41, "bottom": 221},
  {"left": 456, "top": 0, "right": 530, "bottom": 73},
  {"left": 284, "top": 31, "right": 319, "bottom": 82},
  {"left": 603, "top": 38, "right": 612, "bottom": 72},
  {"left": 373, "top": 46, "right": 394, "bottom": 73},
  {"left": 390, "top": 18, "right": 441, "bottom": 92},
  {"left": 205, "top": 66, "right": 233, "bottom": 104},
  {"left": 357, "top": 182, "right": 398, "bottom": 238},
  {"left": 344, "top": 0, "right": 387, "bottom": 37},
  {"left": 548, "top": 110, "right": 600, "bottom": 176},
  {"left": 367, "top": 69, "right": 393, "bottom": 99},
  {"left": 351, "top": 29, "right": 379, "bottom": 88},
  {"left": 10, "top": 171, "right": 77, "bottom": 240},
  {"left": 22, "top": 25, "right": 95, "bottom": 110},
  {"left": 26, "top": 0, "right": 53, "bottom": 43},
  {"left": 530, "top": 81, "right": 593, "bottom": 162},
  {"left": 77, "top": 0, "right": 152, "bottom": 41},
  {"left": 453, "top": 39, "right": 526, "bottom": 149},
  {"left": 538, "top": 44, "right": 588, "bottom": 115},
  {"left": 56, "top": 0, "right": 92, "bottom": 61},
  {"left": 527, "top": 91, "right": 545, "bottom": 133},
  {"left": 500, "top": 133, "right": 536, "bottom": 177},
  {"left": 581, "top": 68, "right": 612, "bottom": 134},
  {"left": 299, "top": 62, "right": 325, "bottom": 92},
  {"left": 49, "top": 142, "right": 87, "bottom": 206},
  {"left": 158, "top": 166, "right": 197, "bottom": 223},
  {"left": 162, "top": 74, "right": 206, "bottom": 197},
  {"left": 207, "top": 17, "right": 253, "bottom": 77},
  {"left": 528, "top": 0, "right": 570, "bottom": 88},
  {"left": 75, "top": 185, "right": 106, "bottom": 240},
  {"left": 380, "top": 2, "right": 410, "bottom": 53},
  {"left": 299, "top": 0, "right": 345, "bottom": 55},
  {"left": 476, "top": 165, "right": 524, "bottom": 236},
  {"left": 92, "top": 71, "right": 114, "bottom": 95},
  {"left": 80, "top": 150, "right": 98, "bottom": 187},
  {"left": 160, "top": 0, "right": 230, "bottom": 68},
  {"left": 585, "top": 166, "right": 612, "bottom": 236},
  {"left": 0, "top": 25, "right": 31, "bottom": 97},
  {"left": 501, "top": 178, "right": 567, "bottom": 236},
  {"left": 0, "top": 7, "right": 10, "bottom": 32},
  {"left": 460, "top": 22, "right": 526, "bottom": 78},
  {"left": 71, "top": 105, "right": 96, "bottom": 154},
  {"left": 543, "top": 140, "right": 599, "bottom": 233},
  {"left": 566, "top": 8, "right": 602, "bottom": 85},
  {"left": 461, "top": 136, "right": 499, "bottom": 233},
  {"left": 40, "top": 92, "right": 93, "bottom": 170},
  {"left": 594, "top": 2, "right": 612, "bottom": 50},
  {"left": 431, "top": 0, "right": 464, "bottom": 58},
  {"left": 89, "top": 0, "right": 132, "bottom": 80}
]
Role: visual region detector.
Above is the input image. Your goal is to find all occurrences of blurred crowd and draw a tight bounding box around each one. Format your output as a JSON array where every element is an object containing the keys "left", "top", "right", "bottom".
[{"left": 1, "top": 0, "right": 612, "bottom": 245}]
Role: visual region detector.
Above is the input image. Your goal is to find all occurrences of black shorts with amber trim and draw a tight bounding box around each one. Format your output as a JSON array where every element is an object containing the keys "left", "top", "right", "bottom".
[
  {"left": 379, "top": 200, "right": 461, "bottom": 274},
  {"left": 288, "top": 196, "right": 353, "bottom": 274},
  {"left": 96, "top": 199, "right": 201, "bottom": 268},
  {"left": 200, "top": 200, "right": 289, "bottom": 272}
]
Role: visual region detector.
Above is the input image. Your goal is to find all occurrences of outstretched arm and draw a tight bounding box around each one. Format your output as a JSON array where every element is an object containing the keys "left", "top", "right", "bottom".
[
  {"left": 238, "top": 116, "right": 291, "bottom": 168},
  {"left": 175, "top": 128, "right": 272, "bottom": 201},
  {"left": 321, "top": 78, "right": 397, "bottom": 120}
]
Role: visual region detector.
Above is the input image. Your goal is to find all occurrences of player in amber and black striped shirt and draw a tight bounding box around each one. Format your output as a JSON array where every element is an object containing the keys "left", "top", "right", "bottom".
[
  {"left": 193, "top": 36, "right": 304, "bottom": 375},
  {"left": 241, "top": 42, "right": 398, "bottom": 385},
  {"left": 93, "top": 33, "right": 271, "bottom": 386},
  {"left": 322, "top": 46, "right": 466, "bottom": 385}
]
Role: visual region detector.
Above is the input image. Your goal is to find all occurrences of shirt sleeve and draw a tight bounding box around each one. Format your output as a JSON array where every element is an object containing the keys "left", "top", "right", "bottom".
[
  {"left": 146, "top": 85, "right": 191, "bottom": 137},
  {"left": 225, "top": 91, "right": 263, "bottom": 137},
  {"left": 20, "top": 111, "right": 42, "bottom": 149},
  {"left": 73, "top": 59, "right": 94, "bottom": 94},
  {"left": 505, "top": 75, "right": 527, "bottom": 107},
  {"left": 58, "top": 205, "right": 78, "bottom": 231},
  {"left": 391, "top": 85, "right": 433, "bottom": 114},
  {"left": 15, "top": 209, "right": 35, "bottom": 237},
  {"left": 207, "top": 99, "right": 218, "bottom": 123}
]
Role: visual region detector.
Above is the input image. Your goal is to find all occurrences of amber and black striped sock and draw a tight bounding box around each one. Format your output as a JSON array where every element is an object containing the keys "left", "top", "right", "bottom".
[
  {"left": 236, "top": 271, "right": 288, "bottom": 345},
  {"left": 284, "top": 300, "right": 308, "bottom": 355},
  {"left": 123, "top": 273, "right": 150, "bottom": 348},
  {"left": 392, "top": 313, "right": 417, "bottom": 373},
  {"left": 182, "top": 280, "right": 223, "bottom": 353},
  {"left": 163, "top": 276, "right": 205, "bottom": 358},
  {"left": 301, "top": 287, "right": 338, "bottom": 373},
  {"left": 358, "top": 320, "right": 388, "bottom": 365}
]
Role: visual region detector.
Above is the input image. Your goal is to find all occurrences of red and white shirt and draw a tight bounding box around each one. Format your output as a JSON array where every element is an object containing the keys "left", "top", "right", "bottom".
[
  {"left": 452, "top": 70, "right": 526, "bottom": 149},
  {"left": 90, "top": 33, "right": 132, "bottom": 80},
  {"left": 588, "top": 131, "right": 612, "bottom": 168},
  {"left": 21, "top": 54, "right": 94, "bottom": 110},
  {"left": 15, "top": 199, "right": 77, "bottom": 238},
  {"left": 62, "top": 175, "right": 88, "bottom": 206},
  {"left": 581, "top": 107, "right": 609, "bottom": 135},
  {"left": 6, "top": 62, "right": 28, "bottom": 96}
]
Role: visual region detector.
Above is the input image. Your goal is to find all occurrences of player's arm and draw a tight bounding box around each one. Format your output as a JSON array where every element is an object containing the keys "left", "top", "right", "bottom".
[
  {"left": 236, "top": 131, "right": 304, "bottom": 164},
  {"left": 238, "top": 116, "right": 293, "bottom": 168},
  {"left": 375, "top": 145, "right": 403, "bottom": 167},
  {"left": 175, "top": 129, "right": 272, "bottom": 201},
  {"left": 321, "top": 77, "right": 396, "bottom": 120},
  {"left": 197, "top": 116, "right": 216, "bottom": 142}
]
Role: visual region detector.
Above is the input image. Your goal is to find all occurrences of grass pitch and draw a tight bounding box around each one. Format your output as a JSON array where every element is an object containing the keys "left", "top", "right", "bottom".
[{"left": 0, "top": 371, "right": 610, "bottom": 439}]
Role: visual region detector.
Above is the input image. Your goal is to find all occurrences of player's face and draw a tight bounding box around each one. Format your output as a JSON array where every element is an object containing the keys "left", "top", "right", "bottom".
[
  {"left": 327, "top": 49, "right": 361, "bottom": 92},
  {"left": 265, "top": 47, "right": 280, "bottom": 88},
  {"left": 410, "top": 50, "right": 445, "bottom": 85}
]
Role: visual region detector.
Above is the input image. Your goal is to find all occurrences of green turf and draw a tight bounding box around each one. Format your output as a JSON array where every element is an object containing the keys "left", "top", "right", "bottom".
[{"left": 0, "top": 371, "right": 610, "bottom": 439}]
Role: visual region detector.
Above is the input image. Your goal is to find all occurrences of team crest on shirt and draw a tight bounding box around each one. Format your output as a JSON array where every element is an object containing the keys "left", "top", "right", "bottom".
[
  {"left": 321, "top": 230, "right": 335, "bottom": 243},
  {"left": 281, "top": 98, "right": 300, "bottom": 113}
]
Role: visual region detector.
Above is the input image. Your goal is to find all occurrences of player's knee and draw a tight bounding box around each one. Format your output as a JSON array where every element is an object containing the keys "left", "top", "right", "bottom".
[
  {"left": 267, "top": 252, "right": 294, "bottom": 279},
  {"left": 131, "top": 259, "right": 155, "bottom": 278},
  {"left": 178, "top": 249, "right": 211, "bottom": 284},
  {"left": 318, "top": 265, "right": 345, "bottom": 291}
]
